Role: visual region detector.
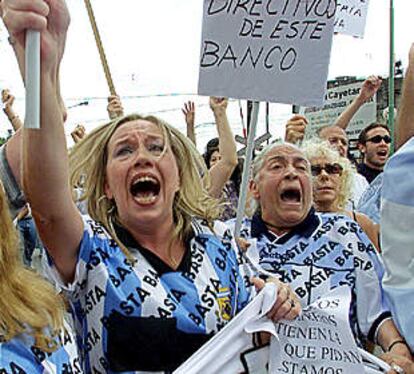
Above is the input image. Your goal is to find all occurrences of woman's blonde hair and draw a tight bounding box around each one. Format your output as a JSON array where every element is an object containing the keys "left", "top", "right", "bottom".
[
  {"left": 69, "top": 114, "right": 220, "bottom": 256},
  {"left": 301, "top": 139, "right": 354, "bottom": 211},
  {"left": 0, "top": 184, "right": 64, "bottom": 351}
]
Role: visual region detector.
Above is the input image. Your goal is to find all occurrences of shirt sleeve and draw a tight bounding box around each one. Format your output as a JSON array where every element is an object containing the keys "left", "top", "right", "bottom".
[
  {"left": 44, "top": 215, "right": 116, "bottom": 299},
  {"left": 356, "top": 174, "right": 383, "bottom": 224},
  {"left": 0, "top": 339, "right": 44, "bottom": 373},
  {"left": 0, "top": 144, "right": 26, "bottom": 219},
  {"left": 381, "top": 137, "right": 414, "bottom": 351},
  {"left": 352, "top": 227, "right": 391, "bottom": 342}
]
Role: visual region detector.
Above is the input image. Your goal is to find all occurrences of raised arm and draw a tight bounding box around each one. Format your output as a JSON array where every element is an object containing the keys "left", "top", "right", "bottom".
[
  {"left": 396, "top": 43, "right": 414, "bottom": 149},
  {"left": 334, "top": 76, "right": 382, "bottom": 130},
  {"left": 208, "top": 97, "right": 238, "bottom": 198},
  {"left": 2, "top": 0, "right": 83, "bottom": 282},
  {"left": 182, "top": 101, "right": 196, "bottom": 146},
  {"left": 2, "top": 89, "right": 23, "bottom": 131}
]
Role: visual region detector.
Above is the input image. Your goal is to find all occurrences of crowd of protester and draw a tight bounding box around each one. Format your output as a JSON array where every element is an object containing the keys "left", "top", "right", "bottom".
[{"left": 0, "top": 0, "right": 413, "bottom": 373}]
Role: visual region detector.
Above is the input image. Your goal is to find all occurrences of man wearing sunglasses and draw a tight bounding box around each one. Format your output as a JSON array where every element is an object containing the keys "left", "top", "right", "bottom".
[{"left": 357, "top": 123, "right": 392, "bottom": 183}]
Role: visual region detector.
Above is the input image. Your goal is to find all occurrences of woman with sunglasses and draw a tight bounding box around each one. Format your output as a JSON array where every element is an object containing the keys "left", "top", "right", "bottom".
[{"left": 302, "top": 140, "right": 380, "bottom": 251}]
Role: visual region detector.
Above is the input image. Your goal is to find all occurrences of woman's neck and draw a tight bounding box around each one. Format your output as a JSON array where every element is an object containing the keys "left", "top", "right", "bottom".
[
  {"left": 315, "top": 201, "right": 338, "bottom": 213},
  {"left": 126, "top": 217, "right": 184, "bottom": 269}
]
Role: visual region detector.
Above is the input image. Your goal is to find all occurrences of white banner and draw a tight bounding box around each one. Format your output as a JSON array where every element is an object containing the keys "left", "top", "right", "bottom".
[
  {"left": 198, "top": 0, "right": 337, "bottom": 107},
  {"left": 174, "top": 286, "right": 387, "bottom": 373},
  {"left": 334, "top": 0, "right": 370, "bottom": 38},
  {"left": 300, "top": 81, "right": 377, "bottom": 142},
  {"left": 174, "top": 283, "right": 279, "bottom": 374},
  {"left": 272, "top": 287, "right": 365, "bottom": 374}
]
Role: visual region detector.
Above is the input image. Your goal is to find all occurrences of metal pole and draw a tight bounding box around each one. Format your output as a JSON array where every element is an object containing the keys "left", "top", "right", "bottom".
[
  {"left": 266, "top": 102, "right": 270, "bottom": 144},
  {"left": 234, "top": 101, "right": 260, "bottom": 239},
  {"left": 24, "top": 30, "right": 40, "bottom": 129},
  {"left": 84, "top": 0, "right": 117, "bottom": 96},
  {"left": 388, "top": 0, "right": 395, "bottom": 154}
]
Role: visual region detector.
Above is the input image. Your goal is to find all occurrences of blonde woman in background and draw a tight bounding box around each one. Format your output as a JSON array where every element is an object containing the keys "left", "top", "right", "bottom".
[
  {"left": 302, "top": 140, "right": 380, "bottom": 251},
  {"left": 0, "top": 182, "right": 81, "bottom": 372}
]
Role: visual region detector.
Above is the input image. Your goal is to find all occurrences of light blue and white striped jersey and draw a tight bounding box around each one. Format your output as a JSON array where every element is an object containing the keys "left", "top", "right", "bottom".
[
  {"left": 381, "top": 137, "right": 414, "bottom": 351},
  {"left": 231, "top": 208, "right": 390, "bottom": 346},
  {"left": 0, "top": 323, "right": 82, "bottom": 374},
  {"left": 49, "top": 215, "right": 252, "bottom": 373},
  {"left": 357, "top": 173, "right": 383, "bottom": 224}
]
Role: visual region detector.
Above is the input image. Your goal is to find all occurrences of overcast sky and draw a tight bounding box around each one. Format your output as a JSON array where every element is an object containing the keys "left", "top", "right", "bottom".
[{"left": 0, "top": 0, "right": 412, "bottom": 148}]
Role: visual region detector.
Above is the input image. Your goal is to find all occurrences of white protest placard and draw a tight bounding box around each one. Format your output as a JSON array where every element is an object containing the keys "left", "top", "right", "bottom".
[
  {"left": 173, "top": 284, "right": 279, "bottom": 374},
  {"left": 271, "top": 286, "right": 365, "bottom": 374},
  {"left": 300, "top": 80, "right": 377, "bottom": 141},
  {"left": 175, "top": 285, "right": 383, "bottom": 373},
  {"left": 334, "top": 0, "right": 370, "bottom": 38},
  {"left": 198, "top": 0, "right": 337, "bottom": 107}
]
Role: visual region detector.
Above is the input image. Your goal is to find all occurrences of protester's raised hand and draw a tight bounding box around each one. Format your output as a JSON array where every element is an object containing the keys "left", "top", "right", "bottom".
[
  {"left": 1, "top": 88, "right": 22, "bottom": 130},
  {"left": 359, "top": 75, "right": 382, "bottom": 102},
  {"left": 1, "top": 0, "right": 70, "bottom": 73},
  {"left": 1, "top": 89, "right": 11, "bottom": 104},
  {"left": 182, "top": 101, "right": 195, "bottom": 128},
  {"left": 285, "top": 114, "right": 308, "bottom": 144},
  {"left": 107, "top": 95, "right": 124, "bottom": 120},
  {"left": 209, "top": 96, "right": 228, "bottom": 114},
  {"left": 251, "top": 277, "right": 301, "bottom": 321},
  {"left": 71, "top": 124, "right": 86, "bottom": 144},
  {"left": 1, "top": 89, "right": 14, "bottom": 110}
]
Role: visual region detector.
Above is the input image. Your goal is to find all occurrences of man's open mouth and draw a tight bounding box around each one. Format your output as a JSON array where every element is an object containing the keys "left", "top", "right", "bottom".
[{"left": 280, "top": 188, "right": 301, "bottom": 203}]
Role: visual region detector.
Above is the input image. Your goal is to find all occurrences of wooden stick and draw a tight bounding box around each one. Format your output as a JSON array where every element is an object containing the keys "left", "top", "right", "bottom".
[{"left": 84, "top": 0, "right": 117, "bottom": 96}]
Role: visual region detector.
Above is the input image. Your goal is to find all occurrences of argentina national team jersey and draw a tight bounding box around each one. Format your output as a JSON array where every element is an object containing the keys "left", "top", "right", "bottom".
[
  {"left": 233, "top": 208, "right": 391, "bottom": 346},
  {"left": 49, "top": 215, "right": 252, "bottom": 374},
  {"left": 0, "top": 322, "right": 82, "bottom": 374}
]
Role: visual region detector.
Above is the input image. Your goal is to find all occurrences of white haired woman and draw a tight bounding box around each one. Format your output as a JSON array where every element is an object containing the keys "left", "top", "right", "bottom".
[
  {"left": 1, "top": 0, "right": 301, "bottom": 372},
  {"left": 302, "top": 140, "right": 380, "bottom": 251}
]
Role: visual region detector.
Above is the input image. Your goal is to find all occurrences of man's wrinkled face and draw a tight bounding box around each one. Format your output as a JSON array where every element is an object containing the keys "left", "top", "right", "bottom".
[
  {"left": 250, "top": 145, "right": 313, "bottom": 231},
  {"left": 319, "top": 126, "right": 349, "bottom": 158},
  {"left": 359, "top": 127, "right": 391, "bottom": 170}
]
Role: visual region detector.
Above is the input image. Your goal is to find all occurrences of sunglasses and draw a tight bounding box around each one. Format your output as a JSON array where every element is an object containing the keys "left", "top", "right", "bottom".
[
  {"left": 366, "top": 135, "right": 392, "bottom": 144},
  {"left": 311, "top": 163, "right": 343, "bottom": 176}
]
